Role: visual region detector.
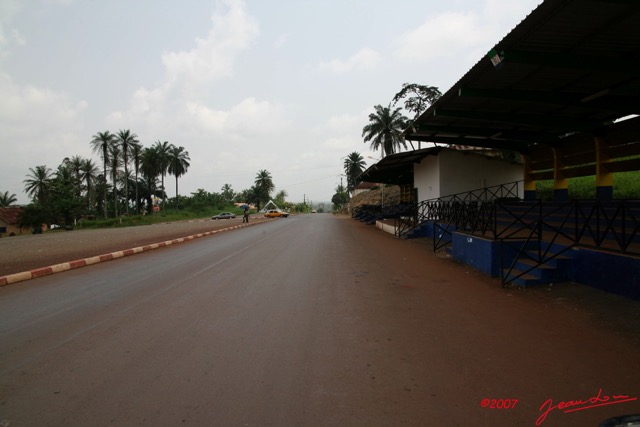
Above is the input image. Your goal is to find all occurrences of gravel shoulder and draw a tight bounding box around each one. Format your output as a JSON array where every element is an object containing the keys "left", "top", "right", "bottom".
[{"left": 0, "top": 216, "right": 266, "bottom": 277}]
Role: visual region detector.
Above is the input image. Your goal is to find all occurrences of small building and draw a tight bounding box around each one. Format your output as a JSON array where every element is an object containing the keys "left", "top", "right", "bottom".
[
  {"left": 359, "top": 146, "right": 523, "bottom": 204},
  {"left": 0, "top": 206, "right": 24, "bottom": 236},
  {"left": 413, "top": 147, "right": 522, "bottom": 201}
]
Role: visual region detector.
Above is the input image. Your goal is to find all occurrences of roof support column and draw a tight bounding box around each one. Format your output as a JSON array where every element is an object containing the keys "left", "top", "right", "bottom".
[
  {"left": 552, "top": 147, "right": 569, "bottom": 201},
  {"left": 595, "top": 135, "right": 613, "bottom": 200},
  {"left": 523, "top": 154, "right": 537, "bottom": 201}
]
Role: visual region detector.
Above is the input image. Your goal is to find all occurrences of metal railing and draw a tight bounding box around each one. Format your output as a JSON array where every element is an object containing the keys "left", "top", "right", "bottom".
[
  {"left": 395, "top": 181, "right": 521, "bottom": 238},
  {"left": 500, "top": 199, "right": 640, "bottom": 285},
  {"left": 393, "top": 182, "right": 639, "bottom": 286}
]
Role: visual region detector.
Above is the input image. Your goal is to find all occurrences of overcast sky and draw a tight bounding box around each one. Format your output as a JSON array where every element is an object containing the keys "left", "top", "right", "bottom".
[{"left": 0, "top": 0, "right": 542, "bottom": 206}]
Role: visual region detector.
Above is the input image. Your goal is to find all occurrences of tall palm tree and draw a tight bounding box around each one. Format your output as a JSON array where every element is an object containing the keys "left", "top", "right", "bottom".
[
  {"left": 343, "top": 151, "right": 366, "bottom": 193},
  {"left": 130, "top": 141, "right": 143, "bottom": 214},
  {"left": 0, "top": 191, "right": 18, "bottom": 207},
  {"left": 254, "top": 169, "right": 274, "bottom": 211},
  {"left": 221, "top": 183, "right": 235, "bottom": 204},
  {"left": 23, "top": 165, "right": 52, "bottom": 205},
  {"left": 90, "top": 131, "right": 116, "bottom": 218},
  {"left": 274, "top": 189, "right": 288, "bottom": 207},
  {"left": 116, "top": 129, "right": 139, "bottom": 215},
  {"left": 362, "top": 104, "right": 408, "bottom": 157},
  {"left": 167, "top": 145, "right": 190, "bottom": 211},
  {"left": 80, "top": 158, "right": 99, "bottom": 215},
  {"left": 108, "top": 144, "right": 122, "bottom": 217},
  {"left": 140, "top": 146, "right": 161, "bottom": 214},
  {"left": 153, "top": 140, "right": 172, "bottom": 210},
  {"left": 67, "top": 155, "right": 84, "bottom": 198}
]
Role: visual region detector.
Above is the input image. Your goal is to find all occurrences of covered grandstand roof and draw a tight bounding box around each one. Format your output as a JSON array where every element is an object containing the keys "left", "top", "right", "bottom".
[
  {"left": 359, "top": 147, "right": 443, "bottom": 185},
  {"left": 403, "top": 0, "right": 640, "bottom": 153}
]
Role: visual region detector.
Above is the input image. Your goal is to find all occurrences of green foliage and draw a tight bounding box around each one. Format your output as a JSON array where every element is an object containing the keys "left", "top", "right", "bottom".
[
  {"left": 535, "top": 171, "right": 640, "bottom": 200},
  {"left": 78, "top": 205, "right": 240, "bottom": 229},
  {"left": 17, "top": 204, "right": 48, "bottom": 231},
  {"left": 343, "top": 152, "right": 366, "bottom": 192},
  {"left": 221, "top": 184, "right": 235, "bottom": 204},
  {"left": 293, "top": 202, "right": 311, "bottom": 213},
  {"left": 254, "top": 170, "right": 275, "bottom": 210},
  {"left": 613, "top": 171, "right": 640, "bottom": 199},
  {"left": 362, "top": 105, "right": 409, "bottom": 157},
  {"left": 0, "top": 191, "right": 18, "bottom": 207},
  {"left": 331, "top": 183, "right": 349, "bottom": 211},
  {"left": 391, "top": 82, "right": 442, "bottom": 119},
  {"left": 175, "top": 189, "right": 227, "bottom": 212}
]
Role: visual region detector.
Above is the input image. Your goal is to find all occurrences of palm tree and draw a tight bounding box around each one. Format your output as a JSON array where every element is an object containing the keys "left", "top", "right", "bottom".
[
  {"left": 0, "top": 191, "right": 18, "bottom": 207},
  {"left": 331, "top": 183, "right": 349, "bottom": 211},
  {"left": 343, "top": 151, "right": 366, "bottom": 193},
  {"left": 274, "top": 189, "right": 288, "bottom": 207},
  {"left": 153, "top": 140, "right": 172, "bottom": 210},
  {"left": 23, "top": 165, "right": 52, "bottom": 205},
  {"left": 362, "top": 104, "right": 408, "bottom": 157},
  {"left": 67, "top": 155, "right": 84, "bottom": 198},
  {"left": 130, "top": 141, "right": 143, "bottom": 214},
  {"left": 108, "top": 144, "right": 122, "bottom": 217},
  {"left": 80, "top": 158, "right": 99, "bottom": 215},
  {"left": 90, "top": 131, "right": 116, "bottom": 218},
  {"left": 254, "top": 169, "right": 274, "bottom": 211},
  {"left": 116, "top": 129, "right": 139, "bottom": 215},
  {"left": 140, "top": 146, "right": 161, "bottom": 214},
  {"left": 167, "top": 145, "right": 190, "bottom": 211},
  {"left": 221, "top": 184, "right": 235, "bottom": 204}
]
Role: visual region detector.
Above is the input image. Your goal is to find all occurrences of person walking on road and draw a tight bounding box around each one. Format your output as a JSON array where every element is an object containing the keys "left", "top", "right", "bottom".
[{"left": 243, "top": 206, "right": 250, "bottom": 223}]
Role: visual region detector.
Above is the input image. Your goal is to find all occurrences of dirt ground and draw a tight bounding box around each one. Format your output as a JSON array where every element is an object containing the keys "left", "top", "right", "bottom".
[
  {"left": 0, "top": 216, "right": 268, "bottom": 277},
  {"left": 2, "top": 213, "right": 639, "bottom": 342},
  {"left": 1, "top": 213, "right": 639, "bottom": 426}
]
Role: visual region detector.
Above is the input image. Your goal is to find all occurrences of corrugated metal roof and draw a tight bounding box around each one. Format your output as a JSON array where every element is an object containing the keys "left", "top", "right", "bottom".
[
  {"left": 358, "top": 147, "right": 443, "bottom": 185},
  {"left": 405, "top": 0, "right": 640, "bottom": 152}
]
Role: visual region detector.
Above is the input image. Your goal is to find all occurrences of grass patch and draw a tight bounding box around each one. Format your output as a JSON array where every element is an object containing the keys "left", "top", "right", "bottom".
[
  {"left": 536, "top": 171, "right": 640, "bottom": 200},
  {"left": 79, "top": 207, "right": 243, "bottom": 229}
]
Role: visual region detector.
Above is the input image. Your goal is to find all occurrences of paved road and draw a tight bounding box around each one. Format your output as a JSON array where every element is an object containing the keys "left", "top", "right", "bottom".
[{"left": 1, "top": 214, "right": 639, "bottom": 426}]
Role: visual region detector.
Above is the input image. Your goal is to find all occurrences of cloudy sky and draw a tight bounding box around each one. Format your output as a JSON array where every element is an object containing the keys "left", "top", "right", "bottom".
[{"left": 1, "top": 0, "right": 541, "bottom": 206}]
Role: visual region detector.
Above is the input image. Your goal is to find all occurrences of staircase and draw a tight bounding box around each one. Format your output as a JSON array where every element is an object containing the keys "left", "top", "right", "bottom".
[
  {"left": 501, "top": 240, "right": 574, "bottom": 286},
  {"left": 497, "top": 200, "right": 640, "bottom": 287}
]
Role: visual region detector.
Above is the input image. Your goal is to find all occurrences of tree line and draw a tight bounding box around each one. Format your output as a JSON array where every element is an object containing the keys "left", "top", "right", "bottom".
[
  {"left": 10, "top": 128, "right": 292, "bottom": 231},
  {"left": 332, "top": 83, "right": 441, "bottom": 210},
  {"left": 15, "top": 130, "right": 191, "bottom": 229}
]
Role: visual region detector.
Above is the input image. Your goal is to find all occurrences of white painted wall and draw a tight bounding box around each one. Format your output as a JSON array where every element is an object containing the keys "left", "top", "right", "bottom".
[
  {"left": 414, "top": 154, "right": 440, "bottom": 201},
  {"left": 413, "top": 149, "right": 523, "bottom": 201}
]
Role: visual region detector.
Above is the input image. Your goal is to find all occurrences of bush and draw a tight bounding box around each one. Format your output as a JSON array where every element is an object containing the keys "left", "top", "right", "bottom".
[{"left": 535, "top": 171, "right": 640, "bottom": 200}]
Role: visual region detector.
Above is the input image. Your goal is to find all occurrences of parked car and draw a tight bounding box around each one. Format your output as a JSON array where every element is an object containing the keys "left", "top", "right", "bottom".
[
  {"left": 212, "top": 212, "right": 236, "bottom": 220},
  {"left": 264, "top": 209, "right": 289, "bottom": 218}
]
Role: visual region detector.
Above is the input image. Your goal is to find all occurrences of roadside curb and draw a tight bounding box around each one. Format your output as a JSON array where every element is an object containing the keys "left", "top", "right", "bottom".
[{"left": 0, "top": 219, "right": 270, "bottom": 287}]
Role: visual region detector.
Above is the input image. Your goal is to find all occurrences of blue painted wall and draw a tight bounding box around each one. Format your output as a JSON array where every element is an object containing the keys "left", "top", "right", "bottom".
[
  {"left": 573, "top": 249, "right": 640, "bottom": 300},
  {"left": 450, "top": 233, "right": 501, "bottom": 276},
  {"left": 448, "top": 230, "right": 640, "bottom": 300}
]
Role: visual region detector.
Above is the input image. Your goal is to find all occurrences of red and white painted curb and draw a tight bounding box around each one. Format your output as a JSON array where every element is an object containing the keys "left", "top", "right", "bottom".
[{"left": 0, "top": 220, "right": 269, "bottom": 287}]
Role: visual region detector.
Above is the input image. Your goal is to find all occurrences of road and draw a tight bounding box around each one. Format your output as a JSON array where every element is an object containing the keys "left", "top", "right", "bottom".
[{"left": 1, "top": 214, "right": 639, "bottom": 426}]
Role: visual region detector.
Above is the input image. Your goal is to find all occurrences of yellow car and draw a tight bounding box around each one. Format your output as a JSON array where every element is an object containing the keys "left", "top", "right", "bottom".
[{"left": 264, "top": 209, "right": 289, "bottom": 218}]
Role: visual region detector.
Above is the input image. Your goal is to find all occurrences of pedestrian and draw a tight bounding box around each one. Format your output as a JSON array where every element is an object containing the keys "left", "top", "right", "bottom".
[{"left": 243, "top": 206, "right": 250, "bottom": 223}]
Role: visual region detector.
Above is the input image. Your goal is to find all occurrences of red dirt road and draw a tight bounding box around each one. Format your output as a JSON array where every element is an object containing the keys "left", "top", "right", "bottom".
[{"left": 0, "top": 214, "right": 639, "bottom": 426}]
